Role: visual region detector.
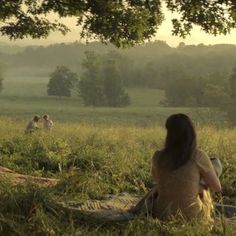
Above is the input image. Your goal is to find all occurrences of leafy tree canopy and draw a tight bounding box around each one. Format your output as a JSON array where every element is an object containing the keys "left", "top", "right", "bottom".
[
  {"left": 1, "top": 1, "right": 236, "bottom": 47},
  {"left": 47, "top": 66, "right": 78, "bottom": 97},
  {"left": 228, "top": 65, "right": 236, "bottom": 124},
  {"left": 78, "top": 51, "right": 130, "bottom": 107},
  {"left": 0, "top": 72, "right": 3, "bottom": 93}
]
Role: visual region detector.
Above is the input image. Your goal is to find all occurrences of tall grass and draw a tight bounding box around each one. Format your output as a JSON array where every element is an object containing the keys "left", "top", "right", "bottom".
[{"left": 0, "top": 117, "right": 235, "bottom": 235}]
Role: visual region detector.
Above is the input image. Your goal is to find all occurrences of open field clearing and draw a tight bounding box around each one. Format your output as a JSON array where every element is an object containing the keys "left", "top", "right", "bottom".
[
  {"left": 0, "top": 118, "right": 235, "bottom": 235},
  {"left": 0, "top": 3, "right": 236, "bottom": 233},
  {"left": 0, "top": 76, "right": 226, "bottom": 125},
  {"left": 0, "top": 75, "right": 234, "bottom": 235}
]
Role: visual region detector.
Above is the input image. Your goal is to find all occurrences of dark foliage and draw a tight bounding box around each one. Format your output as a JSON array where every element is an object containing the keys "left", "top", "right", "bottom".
[
  {"left": 78, "top": 51, "right": 130, "bottom": 107},
  {"left": 1, "top": 1, "right": 236, "bottom": 47},
  {"left": 47, "top": 66, "right": 78, "bottom": 97},
  {"left": 227, "top": 66, "right": 236, "bottom": 124}
]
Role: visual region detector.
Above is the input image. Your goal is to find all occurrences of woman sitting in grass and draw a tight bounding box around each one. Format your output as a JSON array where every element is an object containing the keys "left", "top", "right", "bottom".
[{"left": 150, "top": 114, "right": 221, "bottom": 221}]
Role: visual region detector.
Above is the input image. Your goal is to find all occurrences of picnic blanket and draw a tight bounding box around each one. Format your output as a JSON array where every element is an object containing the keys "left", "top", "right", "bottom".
[
  {"left": 56, "top": 193, "right": 140, "bottom": 222},
  {"left": 55, "top": 193, "right": 236, "bottom": 222},
  {"left": 0, "top": 166, "right": 59, "bottom": 187}
]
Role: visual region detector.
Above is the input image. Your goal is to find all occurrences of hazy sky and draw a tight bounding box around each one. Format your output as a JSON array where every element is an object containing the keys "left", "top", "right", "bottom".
[{"left": 1, "top": 9, "right": 236, "bottom": 47}]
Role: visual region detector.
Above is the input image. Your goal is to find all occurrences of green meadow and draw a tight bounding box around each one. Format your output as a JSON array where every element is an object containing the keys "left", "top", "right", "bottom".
[
  {"left": 0, "top": 75, "right": 225, "bottom": 126},
  {"left": 0, "top": 118, "right": 235, "bottom": 235},
  {"left": 0, "top": 75, "right": 235, "bottom": 235}
]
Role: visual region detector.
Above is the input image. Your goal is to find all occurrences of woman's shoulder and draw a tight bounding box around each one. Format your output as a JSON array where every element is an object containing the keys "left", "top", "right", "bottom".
[
  {"left": 153, "top": 150, "right": 162, "bottom": 157},
  {"left": 194, "top": 149, "right": 208, "bottom": 160},
  {"left": 194, "top": 149, "right": 213, "bottom": 171},
  {"left": 152, "top": 150, "right": 163, "bottom": 162}
]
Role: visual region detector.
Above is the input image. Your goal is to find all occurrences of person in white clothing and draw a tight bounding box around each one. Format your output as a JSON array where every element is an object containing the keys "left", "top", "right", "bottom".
[{"left": 42, "top": 114, "right": 54, "bottom": 131}]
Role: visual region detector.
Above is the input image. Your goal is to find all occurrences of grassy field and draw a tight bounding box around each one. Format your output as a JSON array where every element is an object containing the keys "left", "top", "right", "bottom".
[
  {"left": 0, "top": 75, "right": 226, "bottom": 126},
  {"left": 0, "top": 118, "right": 235, "bottom": 235},
  {"left": 0, "top": 75, "right": 234, "bottom": 235}
]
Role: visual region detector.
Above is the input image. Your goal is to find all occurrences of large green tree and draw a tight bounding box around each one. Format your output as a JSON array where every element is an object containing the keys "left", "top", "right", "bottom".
[
  {"left": 78, "top": 51, "right": 130, "bottom": 107},
  {"left": 228, "top": 66, "right": 236, "bottom": 124},
  {"left": 47, "top": 66, "right": 78, "bottom": 98},
  {"left": 78, "top": 51, "right": 106, "bottom": 106},
  {"left": 160, "top": 67, "right": 230, "bottom": 107},
  {"left": 202, "top": 84, "right": 229, "bottom": 107},
  {"left": 1, "top": 1, "right": 236, "bottom": 47},
  {"left": 102, "top": 59, "right": 130, "bottom": 107},
  {"left": 0, "top": 70, "right": 3, "bottom": 93}
]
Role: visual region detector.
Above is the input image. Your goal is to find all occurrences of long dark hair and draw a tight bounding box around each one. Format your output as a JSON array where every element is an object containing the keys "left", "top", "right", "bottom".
[{"left": 160, "top": 114, "right": 197, "bottom": 170}]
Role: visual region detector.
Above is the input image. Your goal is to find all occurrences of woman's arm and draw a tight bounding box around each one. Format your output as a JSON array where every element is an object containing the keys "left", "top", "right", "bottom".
[
  {"left": 196, "top": 150, "right": 222, "bottom": 193},
  {"left": 201, "top": 169, "right": 222, "bottom": 193}
]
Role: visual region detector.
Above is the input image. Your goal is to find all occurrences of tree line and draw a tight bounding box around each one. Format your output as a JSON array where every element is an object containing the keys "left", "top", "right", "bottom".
[
  {"left": 47, "top": 51, "right": 130, "bottom": 107},
  {"left": 2, "top": 41, "right": 236, "bottom": 79},
  {"left": 46, "top": 49, "right": 235, "bottom": 124},
  {"left": 0, "top": 41, "right": 235, "bottom": 123}
]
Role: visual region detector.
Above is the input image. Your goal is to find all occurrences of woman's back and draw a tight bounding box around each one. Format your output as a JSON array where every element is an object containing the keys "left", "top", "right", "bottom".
[{"left": 152, "top": 149, "right": 214, "bottom": 220}]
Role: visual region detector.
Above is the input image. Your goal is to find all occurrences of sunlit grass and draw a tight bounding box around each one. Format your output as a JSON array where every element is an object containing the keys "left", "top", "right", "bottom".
[{"left": 0, "top": 117, "right": 235, "bottom": 234}]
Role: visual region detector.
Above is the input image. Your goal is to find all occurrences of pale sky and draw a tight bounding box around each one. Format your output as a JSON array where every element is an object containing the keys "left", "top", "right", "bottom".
[{"left": 1, "top": 8, "right": 236, "bottom": 47}]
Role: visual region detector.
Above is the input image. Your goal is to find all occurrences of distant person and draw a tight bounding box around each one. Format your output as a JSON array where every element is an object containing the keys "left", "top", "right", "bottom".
[
  {"left": 25, "top": 115, "right": 40, "bottom": 134},
  {"left": 42, "top": 114, "right": 54, "bottom": 131}
]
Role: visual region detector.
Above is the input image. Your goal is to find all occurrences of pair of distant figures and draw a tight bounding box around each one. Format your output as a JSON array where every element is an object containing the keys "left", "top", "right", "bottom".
[{"left": 25, "top": 115, "right": 54, "bottom": 134}]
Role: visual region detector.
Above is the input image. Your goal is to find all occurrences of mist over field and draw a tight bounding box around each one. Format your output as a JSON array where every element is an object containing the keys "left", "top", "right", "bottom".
[
  {"left": 0, "top": 41, "right": 235, "bottom": 125},
  {"left": 0, "top": 40, "right": 236, "bottom": 235}
]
